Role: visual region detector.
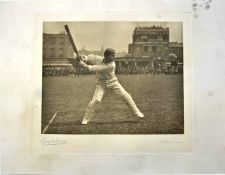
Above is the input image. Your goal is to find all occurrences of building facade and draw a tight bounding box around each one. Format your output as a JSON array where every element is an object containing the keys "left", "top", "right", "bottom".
[
  {"left": 113, "top": 26, "right": 170, "bottom": 73},
  {"left": 128, "top": 26, "right": 169, "bottom": 61},
  {"left": 43, "top": 32, "right": 73, "bottom": 67}
]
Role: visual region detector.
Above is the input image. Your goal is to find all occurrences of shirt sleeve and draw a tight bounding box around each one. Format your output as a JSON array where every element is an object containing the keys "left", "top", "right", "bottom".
[
  {"left": 83, "top": 54, "right": 103, "bottom": 65},
  {"left": 79, "top": 61, "right": 113, "bottom": 72}
]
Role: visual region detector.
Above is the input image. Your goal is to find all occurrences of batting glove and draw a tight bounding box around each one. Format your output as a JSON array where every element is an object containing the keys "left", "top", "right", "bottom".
[
  {"left": 76, "top": 56, "right": 86, "bottom": 61},
  {"left": 76, "top": 56, "right": 82, "bottom": 61}
]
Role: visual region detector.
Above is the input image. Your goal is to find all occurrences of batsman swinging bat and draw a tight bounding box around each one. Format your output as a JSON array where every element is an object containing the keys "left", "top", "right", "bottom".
[{"left": 64, "top": 25, "right": 79, "bottom": 57}]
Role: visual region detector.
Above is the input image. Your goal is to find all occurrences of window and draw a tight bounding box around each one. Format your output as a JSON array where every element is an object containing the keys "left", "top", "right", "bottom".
[
  {"left": 50, "top": 37, "right": 55, "bottom": 44},
  {"left": 158, "top": 36, "right": 163, "bottom": 41},
  {"left": 148, "top": 46, "right": 152, "bottom": 52},
  {"left": 59, "top": 38, "right": 65, "bottom": 44},
  {"left": 149, "top": 35, "right": 157, "bottom": 40},
  {"left": 141, "top": 36, "right": 148, "bottom": 42},
  {"left": 152, "top": 46, "right": 157, "bottom": 53},
  {"left": 157, "top": 46, "right": 162, "bottom": 52},
  {"left": 144, "top": 46, "right": 148, "bottom": 52},
  {"left": 50, "top": 48, "right": 55, "bottom": 57},
  {"left": 163, "top": 34, "right": 168, "bottom": 41},
  {"left": 58, "top": 48, "right": 64, "bottom": 57},
  {"left": 143, "top": 46, "right": 153, "bottom": 53}
]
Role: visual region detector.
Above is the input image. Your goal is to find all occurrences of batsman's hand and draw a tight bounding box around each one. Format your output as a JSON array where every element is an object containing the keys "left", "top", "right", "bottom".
[
  {"left": 76, "top": 56, "right": 86, "bottom": 62},
  {"left": 74, "top": 53, "right": 86, "bottom": 62},
  {"left": 76, "top": 56, "right": 82, "bottom": 62}
]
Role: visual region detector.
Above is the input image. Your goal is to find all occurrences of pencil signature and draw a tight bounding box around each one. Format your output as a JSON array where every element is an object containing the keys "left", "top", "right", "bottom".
[
  {"left": 41, "top": 137, "right": 68, "bottom": 145},
  {"left": 160, "top": 140, "right": 183, "bottom": 144}
]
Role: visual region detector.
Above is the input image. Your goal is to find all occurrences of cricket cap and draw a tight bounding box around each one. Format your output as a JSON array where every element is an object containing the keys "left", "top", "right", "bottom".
[{"left": 104, "top": 48, "right": 116, "bottom": 57}]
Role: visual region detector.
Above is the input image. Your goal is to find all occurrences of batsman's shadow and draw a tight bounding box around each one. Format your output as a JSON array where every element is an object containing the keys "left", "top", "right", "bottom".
[{"left": 95, "top": 119, "right": 139, "bottom": 125}]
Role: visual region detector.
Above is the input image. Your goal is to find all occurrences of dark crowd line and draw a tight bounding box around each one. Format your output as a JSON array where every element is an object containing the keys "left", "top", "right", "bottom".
[{"left": 43, "top": 65, "right": 183, "bottom": 77}]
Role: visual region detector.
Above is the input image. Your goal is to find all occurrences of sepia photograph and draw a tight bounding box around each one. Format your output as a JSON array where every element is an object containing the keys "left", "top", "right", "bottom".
[{"left": 41, "top": 21, "right": 184, "bottom": 135}]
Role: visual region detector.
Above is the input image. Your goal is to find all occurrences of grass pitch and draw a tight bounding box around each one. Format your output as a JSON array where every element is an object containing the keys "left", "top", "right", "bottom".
[{"left": 42, "top": 74, "right": 184, "bottom": 134}]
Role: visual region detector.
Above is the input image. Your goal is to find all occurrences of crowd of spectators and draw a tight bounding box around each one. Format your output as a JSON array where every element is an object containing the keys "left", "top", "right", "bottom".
[
  {"left": 42, "top": 67, "right": 90, "bottom": 77},
  {"left": 43, "top": 63, "right": 182, "bottom": 77}
]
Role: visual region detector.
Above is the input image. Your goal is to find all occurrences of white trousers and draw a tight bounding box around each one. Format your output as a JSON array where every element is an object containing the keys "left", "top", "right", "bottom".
[{"left": 83, "top": 82, "right": 141, "bottom": 121}]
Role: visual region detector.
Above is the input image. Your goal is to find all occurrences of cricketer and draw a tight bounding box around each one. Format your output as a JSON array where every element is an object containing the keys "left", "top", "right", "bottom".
[{"left": 77, "top": 48, "right": 144, "bottom": 124}]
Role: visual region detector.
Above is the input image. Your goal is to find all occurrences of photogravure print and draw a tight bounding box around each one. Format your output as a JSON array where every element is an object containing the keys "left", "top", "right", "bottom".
[{"left": 42, "top": 22, "right": 184, "bottom": 135}]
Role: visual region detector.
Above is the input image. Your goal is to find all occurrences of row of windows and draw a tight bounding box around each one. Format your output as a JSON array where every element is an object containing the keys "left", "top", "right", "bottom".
[
  {"left": 134, "top": 35, "right": 169, "bottom": 42},
  {"left": 134, "top": 31, "right": 169, "bottom": 36},
  {"left": 143, "top": 46, "right": 158, "bottom": 52},
  {"left": 134, "top": 46, "right": 168, "bottom": 53},
  {"left": 43, "top": 37, "right": 66, "bottom": 45},
  {"left": 43, "top": 48, "right": 65, "bottom": 57}
]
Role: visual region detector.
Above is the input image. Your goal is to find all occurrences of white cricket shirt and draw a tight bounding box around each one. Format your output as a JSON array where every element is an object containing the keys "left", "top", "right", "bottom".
[{"left": 79, "top": 54, "right": 118, "bottom": 87}]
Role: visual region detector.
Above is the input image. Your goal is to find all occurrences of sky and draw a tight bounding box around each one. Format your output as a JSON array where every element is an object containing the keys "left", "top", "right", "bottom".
[{"left": 43, "top": 22, "right": 183, "bottom": 52}]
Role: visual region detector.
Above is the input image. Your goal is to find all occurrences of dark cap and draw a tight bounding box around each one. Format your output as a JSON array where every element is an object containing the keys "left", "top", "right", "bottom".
[{"left": 104, "top": 48, "right": 116, "bottom": 57}]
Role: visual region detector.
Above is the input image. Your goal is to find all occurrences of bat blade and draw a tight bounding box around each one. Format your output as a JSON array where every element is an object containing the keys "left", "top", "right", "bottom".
[{"left": 64, "top": 25, "right": 79, "bottom": 57}]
